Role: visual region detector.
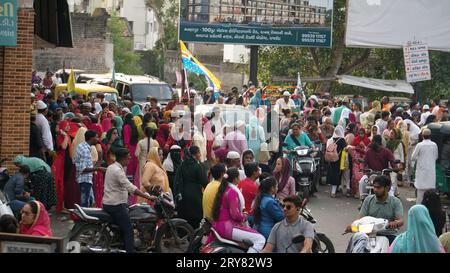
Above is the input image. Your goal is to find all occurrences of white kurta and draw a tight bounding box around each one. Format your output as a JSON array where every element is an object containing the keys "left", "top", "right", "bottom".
[{"left": 411, "top": 139, "right": 438, "bottom": 189}]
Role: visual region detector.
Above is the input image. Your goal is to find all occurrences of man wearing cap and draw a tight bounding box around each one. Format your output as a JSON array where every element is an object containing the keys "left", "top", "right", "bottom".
[
  {"left": 275, "top": 91, "right": 296, "bottom": 117},
  {"left": 419, "top": 104, "right": 431, "bottom": 126},
  {"left": 221, "top": 121, "right": 248, "bottom": 155},
  {"left": 226, "top": 151, "right": 246, "bottom": 180},
  {"left": 411, "top": 128, "right": 438, "bottom": 204},
  {"left": 35, "top": 101, "right": 54, "bottom": 164},
  {"left": 203, "top": 87, "right": 215, "bottom": 104}
]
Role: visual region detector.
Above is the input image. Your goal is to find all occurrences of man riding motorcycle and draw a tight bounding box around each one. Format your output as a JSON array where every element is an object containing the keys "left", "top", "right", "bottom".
[
  {"left": 346, "top": 175, "right": 404, "bottom": 245},
  {"left": 102, "top": 148, "right": 155, "bottom": 253}
]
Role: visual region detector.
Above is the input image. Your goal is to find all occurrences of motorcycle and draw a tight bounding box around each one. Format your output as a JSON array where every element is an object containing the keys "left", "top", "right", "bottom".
[
  {"left": 190, "top": 199, "right": 335, "bottom": 253},
  {"left": 287, "top": 145, "right": 320, "bottom": 200},
  {"left": 345, "top": 216, "right": 394, "bottom": 253},
  {"left": 68, "top": 190, "right": 194, "bottom": 253},
  {"left": 358, "top": 159, "right": 400, "bottom": 208}
]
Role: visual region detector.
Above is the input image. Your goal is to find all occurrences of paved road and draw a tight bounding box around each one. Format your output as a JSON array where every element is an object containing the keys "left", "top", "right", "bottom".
[{"left": 50, "top": 182, "right": 447, "bottom": 253}]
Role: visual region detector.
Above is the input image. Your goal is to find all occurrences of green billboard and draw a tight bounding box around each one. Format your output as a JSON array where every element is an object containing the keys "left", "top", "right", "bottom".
[
  {"left": 0, "top": 0, "right": 17, "bottom": 46},
  {"left": 179, "top": 0, "right": 333, "bottom": 47}
]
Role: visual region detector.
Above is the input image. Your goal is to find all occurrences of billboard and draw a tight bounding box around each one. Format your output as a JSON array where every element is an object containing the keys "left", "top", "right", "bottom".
[
  {"left": 179, "top": 0, "right": 333, "bottom": 47},
  {"left": 0, "top": 0, "right": 17, "bottom": 46},
  {"left": 346, "top": 0, "right": 450, "bottom": 52}
]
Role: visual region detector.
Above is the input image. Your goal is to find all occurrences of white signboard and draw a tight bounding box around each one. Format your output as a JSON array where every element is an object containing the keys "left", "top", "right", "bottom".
[
  {"left": 346, "top": 0, "right": 450, "bottom": 52},
  {"left": 1, "top": 241, "right": 54, "bottom": 253},
  {"left": 403, "top": 42, "right": 431, "bottom": 83}
]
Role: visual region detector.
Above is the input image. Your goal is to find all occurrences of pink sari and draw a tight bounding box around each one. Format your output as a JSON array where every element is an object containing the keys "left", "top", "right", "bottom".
[
  {"left": 19, "top": 201, "right": 53, "bottom": 237},
  {"left": 124, "top": 124, "right": 139, "bottom": 204}
]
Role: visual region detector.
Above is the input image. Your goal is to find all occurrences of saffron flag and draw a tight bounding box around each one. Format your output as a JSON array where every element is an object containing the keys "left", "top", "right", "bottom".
[
  {"left": 67, "top": 68, "right": 75, "bottom": 93},
  {"left": 180, "top": 40, "right": 222, "bottom": 91}
]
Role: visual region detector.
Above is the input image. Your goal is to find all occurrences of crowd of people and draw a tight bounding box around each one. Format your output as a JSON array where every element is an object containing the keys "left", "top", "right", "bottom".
[{"left": 0, "top": 75, "right": 449, "bottom": 253}]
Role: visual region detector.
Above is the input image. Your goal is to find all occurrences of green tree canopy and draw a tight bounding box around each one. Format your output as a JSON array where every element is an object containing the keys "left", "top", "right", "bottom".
[{"left": 107, "top": 14, "right": 143, "bottom": 75}]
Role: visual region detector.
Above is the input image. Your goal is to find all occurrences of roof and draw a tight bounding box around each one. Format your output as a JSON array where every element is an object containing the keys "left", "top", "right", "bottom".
[
  {"left": 55, "top": 83, "right": 118, "bottom": 94},
  {"left": 115, "top": 74, "right": 166, "bottom": 84}
]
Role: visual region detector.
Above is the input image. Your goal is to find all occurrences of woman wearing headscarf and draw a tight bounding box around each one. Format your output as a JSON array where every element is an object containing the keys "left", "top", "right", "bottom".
[
  {"left": 396, "top": 120, "right": 410, "bottom": 183},
  {"left": 113, "top": 115, "right": 124, "bottom": 135},
  {"left": 174, "top": 146, "right": 208, "bottom": 229},
  {"left": 326, "top": 125, "right": 347, "bottom": 198},
  {"left": 273, "top": 157, "right": 295, "bottom": 201},
  {"left": 19, "top": 201, "right": 52, "bottom": 237},
  {"left": 421, "top": 190, "right": 446, "bottom": 237},
  {"left": 136, "top": 127, "right": 160, "bottom": 183},
  {"left": 165, "top": 121, "right": 192, "bottom": 157},
  {"left": 163, "top": 145, "right": 182, "bottom": 191},
  {"left": 245, "top": 116, "right": 266, "bottom": 163},
  {"left": 122, "top": 113, "right": 139, "bottom": 204},
  {"left": 350, "top": 127, "right": 370, "bottom": 197},
  {"left": 320, "top": 117, "right": 335, "bottom": 140},
  {"left": 102, "top": 127, "right": 124, "bottom": 166},
  {"left": 101, "top": 111, "right": 114, "bottom": 133},
  {"left": 242, "top": 149, "right": 255, "bottom": 166},
  {"left": 386, "top": 128, "right": 405, "bottom": 196},
  {"left": 140, "top": 147, "right": 170, "bottom": 198},
  {"left": 13, "top": 156, "right": 57, "bottom": 211},
  {"left": 389, "top": 205, "right": 445, "bottom": 253},
  {"left": 51, "top": 120, "right": 77, "bottom": 214},
  {"left": 439, "top": 233, "right": 450, "bottom": 253}
]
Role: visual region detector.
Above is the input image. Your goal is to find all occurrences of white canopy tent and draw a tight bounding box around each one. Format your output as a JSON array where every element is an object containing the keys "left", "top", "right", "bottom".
[{"left": 337, "top": 75, "right": 414, "bottom": 94}]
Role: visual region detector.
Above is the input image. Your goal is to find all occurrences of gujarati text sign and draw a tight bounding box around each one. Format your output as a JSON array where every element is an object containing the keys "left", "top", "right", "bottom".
[
  {"left": 0, "top": 0, "right": 17, "bottom": 46},
  {"left": 403, "top": 41, "right": 431, "bottom": 82}
]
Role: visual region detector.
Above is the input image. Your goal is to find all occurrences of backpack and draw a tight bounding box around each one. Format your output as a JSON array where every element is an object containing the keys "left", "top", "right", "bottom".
[{"left": 325, "top": 138, "right": 340, "bottom": 162}]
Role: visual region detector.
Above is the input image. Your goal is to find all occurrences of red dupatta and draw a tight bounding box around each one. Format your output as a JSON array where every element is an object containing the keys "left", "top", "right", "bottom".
[{"left": 19, "top": 201, "right": 53, "bottom": 237}]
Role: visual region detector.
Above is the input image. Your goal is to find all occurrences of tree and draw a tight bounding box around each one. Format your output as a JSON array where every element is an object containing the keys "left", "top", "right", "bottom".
[
  {"left": 107, "top": 14, "right": 143, "bottom": 74},
  {"left": 145, "top": 0, "right": 179, "bottom": 80}
]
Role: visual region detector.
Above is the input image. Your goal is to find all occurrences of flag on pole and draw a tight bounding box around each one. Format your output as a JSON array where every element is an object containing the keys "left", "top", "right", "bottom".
[
  {"left": 296, "top": 71, "right": 304, "bottom": 94},
  {"left": 67, "top": 68, "right": 75, "bottom": 94},
  {"left": 180, "top": 40, "right": 222, "bottom": 91}
]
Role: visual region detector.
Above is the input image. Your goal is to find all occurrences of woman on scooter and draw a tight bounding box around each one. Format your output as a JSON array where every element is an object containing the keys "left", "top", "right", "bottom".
[
  {"left": 252, "top": 177, "right": 284, "bottom": 240},
  {"left": 273, "top": 157, "right": 295, "bottom": 201},
  {"left": 211, "top": 167, "right": 266, "bottom": 253}
]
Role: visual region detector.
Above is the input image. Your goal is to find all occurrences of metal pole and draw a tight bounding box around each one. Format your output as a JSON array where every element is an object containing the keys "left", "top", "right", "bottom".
[{"left": 249, "top": 45, "right": 259, "bottom": 86}]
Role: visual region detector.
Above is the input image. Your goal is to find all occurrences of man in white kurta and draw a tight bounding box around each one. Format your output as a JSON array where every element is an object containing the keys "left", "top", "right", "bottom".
[{"left": 411, "top": 129, "right": 438, "bottom": 204}]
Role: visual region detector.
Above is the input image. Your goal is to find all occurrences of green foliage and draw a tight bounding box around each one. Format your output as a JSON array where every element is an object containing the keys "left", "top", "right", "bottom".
[
  {"left": 107, "top": 14, "right": 143, "bottom": 74},
  {"left": 138, "top": 49, "right": 164, "bottom": 78},
  {"left": 257, "top": 1, "right": 450, "bottom": 100},
  {"left": 188, "top": 72, "right": 207, "bottom": 92}
]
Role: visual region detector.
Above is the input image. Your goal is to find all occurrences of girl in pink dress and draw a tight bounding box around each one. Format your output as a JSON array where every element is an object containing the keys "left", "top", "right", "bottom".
[
  {"left": 123, "top": 113, "right": 139, "bottom": 204},
  {"left": 210, "top": 167, "right": 266, "bottom": 253}
]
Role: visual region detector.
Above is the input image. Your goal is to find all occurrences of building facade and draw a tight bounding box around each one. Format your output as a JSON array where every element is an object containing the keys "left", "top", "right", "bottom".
[{"left": 186, "top": 0, "right": 327, "bottom": 25}]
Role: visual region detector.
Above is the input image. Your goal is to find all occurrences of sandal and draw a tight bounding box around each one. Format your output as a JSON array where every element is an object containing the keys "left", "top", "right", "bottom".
[{"left": 330, "top": 193, "right": 336, "bottom": 198}]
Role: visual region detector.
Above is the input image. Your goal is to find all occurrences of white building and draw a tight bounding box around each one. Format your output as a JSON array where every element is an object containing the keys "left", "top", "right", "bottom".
[{"left": 75, "top": 0, "right": 160, "bottom": 50}]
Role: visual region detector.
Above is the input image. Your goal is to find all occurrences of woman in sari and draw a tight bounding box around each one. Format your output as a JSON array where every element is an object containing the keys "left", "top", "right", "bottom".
[
  {"left": 140, "top": 148, "right": 170, "bottom": 202},
  {"left": 51, "top": 120, "right": 77, "bottom": 214},
  {"left": 13, "top": 156, "right": 57, "bottom": 211},
  {"left": 102, "top": 127, "right": 124, "bottom": 166},
  {"left": 123, "top": 113, "right": 140, "bottom": 204},
  {"left": 389, "top": 205, "right": 445, "bottom": 253},
  {"left": 273, "top": 157, "right": 295, "bottom": 201},
  {"left": 156, "top": 123, "right": 170, "bottom": 149},
  {"left": 350, "top": 127, "right": 371, "bottom": 198},
  {"left": 19, "top": 200, "right": 52, "bottom": 237}
]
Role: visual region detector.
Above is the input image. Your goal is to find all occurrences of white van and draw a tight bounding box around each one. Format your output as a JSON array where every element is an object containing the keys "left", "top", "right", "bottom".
[{"left": 115, "top": 75, "right": 174, "bottom": 108}]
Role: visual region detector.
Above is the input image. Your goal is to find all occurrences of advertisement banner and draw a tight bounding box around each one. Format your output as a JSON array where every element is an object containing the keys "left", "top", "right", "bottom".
[
  {"left": 179, "top": 0, "right": 333, "bottom": 47},
  {"left": 0, "top": 0, "right": 17, "bottom": 46}
]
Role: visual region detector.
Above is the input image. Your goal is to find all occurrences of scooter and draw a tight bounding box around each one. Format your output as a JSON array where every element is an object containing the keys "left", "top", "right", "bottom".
[
  {"left": 287, "top": 145, "right": 319, "bottom": 200},
  {"left": 345, "top": 216, "right": 393, "bottom": 253}
]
